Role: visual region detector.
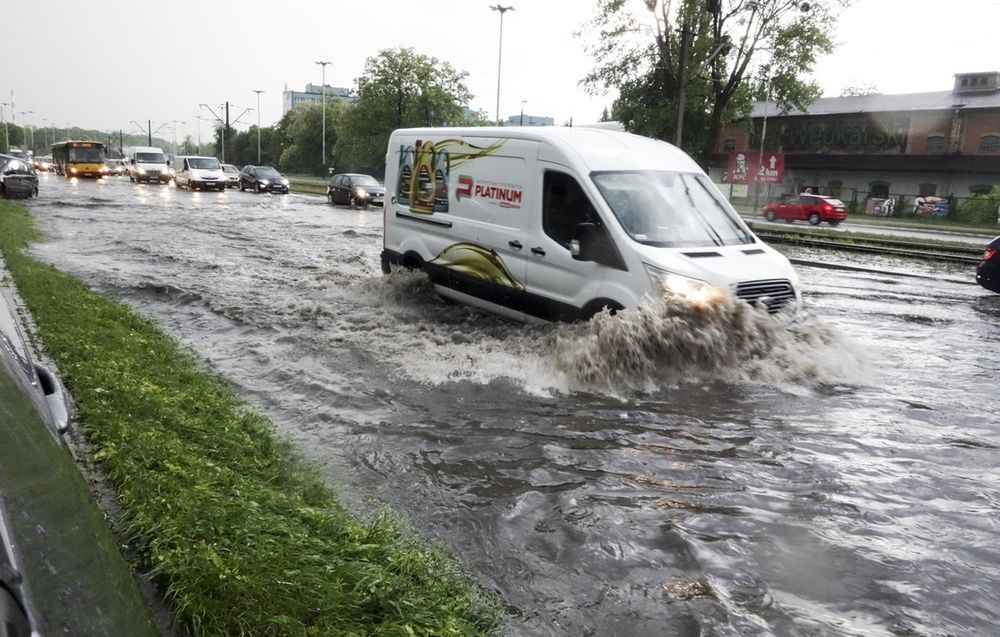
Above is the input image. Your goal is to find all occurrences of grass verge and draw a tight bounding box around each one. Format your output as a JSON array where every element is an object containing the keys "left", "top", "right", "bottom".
[{"left": 0, "top": 199, "right": 501, "bottom": 636}]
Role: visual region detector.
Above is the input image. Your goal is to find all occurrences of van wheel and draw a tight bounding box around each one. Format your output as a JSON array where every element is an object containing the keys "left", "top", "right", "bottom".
[
  {"left": 764, "top": 210, "right": 776, "bottom": 222},
  {"left": 583, "top": 299, "right": 624, "bottom": 320},
  {"left": 808, "top": 212, "right": 821, "bottom": 225}
]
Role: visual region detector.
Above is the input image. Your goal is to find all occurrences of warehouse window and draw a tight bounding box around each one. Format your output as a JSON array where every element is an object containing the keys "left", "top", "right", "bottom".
[
  {"left": 925, "top": 135, "right": 945, "bottom": 153},
  {"left": 869, "top": 181, "right": 890, "bottom": 198},
  {"left": 979, "top": 135, "right": 1000, "bottom": 152}
]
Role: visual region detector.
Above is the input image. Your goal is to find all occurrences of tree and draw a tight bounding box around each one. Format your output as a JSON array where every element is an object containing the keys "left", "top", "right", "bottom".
[
  {"left": 582, "top": 0, "right": 846, "bottom": 167},
  {"left": 335, "top": 47, "right": 474, "bottom": 175}
]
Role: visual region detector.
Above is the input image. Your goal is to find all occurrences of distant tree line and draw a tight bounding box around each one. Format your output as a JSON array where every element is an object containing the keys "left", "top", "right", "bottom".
[{"left": 213, "top": 47, "right": 487, "bottom": 177}]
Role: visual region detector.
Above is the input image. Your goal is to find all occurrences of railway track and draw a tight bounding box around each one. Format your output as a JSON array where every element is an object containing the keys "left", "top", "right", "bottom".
[{"left": 753, "top": 228, "right": 985, "bottom": 264}]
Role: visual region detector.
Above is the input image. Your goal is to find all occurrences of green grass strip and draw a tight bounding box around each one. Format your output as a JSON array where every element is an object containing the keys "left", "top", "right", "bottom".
[{"left": 0, "top": 200, "right": 501, "bottom": 637}]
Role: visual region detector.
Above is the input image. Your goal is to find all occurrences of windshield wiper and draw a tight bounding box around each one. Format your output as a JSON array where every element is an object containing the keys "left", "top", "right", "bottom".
[{"left": 681, "top": 175, "right": 724, "bottom": 246}]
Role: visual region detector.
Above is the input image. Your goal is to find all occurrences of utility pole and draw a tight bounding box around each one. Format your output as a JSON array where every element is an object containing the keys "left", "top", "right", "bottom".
[
  {"left": 520, "top": 100, "right": 526, "bottom": 126},
  {"left": 148, "top": 119, "right": 152, "bottom": 145},
  {"left": 315, "top": 60, "right": 331, "bottom": 167},
  {"left": 252, "top": 89, "right": 264, "bottom": 163}
]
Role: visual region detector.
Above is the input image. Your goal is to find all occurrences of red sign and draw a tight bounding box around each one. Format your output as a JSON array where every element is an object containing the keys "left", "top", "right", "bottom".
[{"left": 726, "top": 152, "right": 785, "bottom": 184}]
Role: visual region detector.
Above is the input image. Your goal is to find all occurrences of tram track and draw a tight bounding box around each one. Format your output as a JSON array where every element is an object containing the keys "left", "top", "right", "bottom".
[{"left": 753, "top": 226, "right": 985, "bottom": 264}]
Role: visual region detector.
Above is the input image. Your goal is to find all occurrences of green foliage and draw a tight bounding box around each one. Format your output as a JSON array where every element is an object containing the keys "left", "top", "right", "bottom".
[
  {"left": 335, "top": 48, "right": 475, "bottom": 176},
  {"left": 582, "top": 0, "right": 846, "bottom": 165},
  {"left": 0, "top": 200, "right": 503, "bottom": 636},
  {"left": 957, "top": 187, "right": 1000, "bottom": 226}
]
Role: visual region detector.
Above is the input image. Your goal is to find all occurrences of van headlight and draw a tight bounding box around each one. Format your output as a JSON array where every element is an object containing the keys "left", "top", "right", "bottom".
[
  {"left": 138, "top": 167, "right": 146, "bottom": 175},
  {"left": 644, "top": 264, "right": 725, "bottom": 306}
]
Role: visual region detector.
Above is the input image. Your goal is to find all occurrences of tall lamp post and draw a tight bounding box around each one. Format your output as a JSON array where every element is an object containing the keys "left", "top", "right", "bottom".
[
  {"left": 315, "top": 60, "right": 331, "bottom": 167},
  {"left": 0, "top": 103, "right": 8, "bottom": 152},
  {"left": 519, "top": 100, "right": 527, "bottom": 126},
  {"left": 490, "top": 5, "right": 514, "bottom": 125},
  {"left": 23, "top": 111, "right": 34, "bottom": 153},
  {"left": 252, "top": 89, "right": 264, "bottom": 163}
]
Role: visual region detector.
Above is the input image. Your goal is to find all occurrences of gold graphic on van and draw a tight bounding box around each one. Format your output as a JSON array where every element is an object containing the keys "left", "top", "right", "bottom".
[
  {"left": 397, "top": 139, "right": 506, "bottom": 215},
  {"left": 429, "top": 243, "right": 525, "bottom": 290}
]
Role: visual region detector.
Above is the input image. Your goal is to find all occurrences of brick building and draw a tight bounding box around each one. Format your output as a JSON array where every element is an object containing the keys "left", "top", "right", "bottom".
[{"left": 710, "top": 71, "right": 1000, "bottom": 208}]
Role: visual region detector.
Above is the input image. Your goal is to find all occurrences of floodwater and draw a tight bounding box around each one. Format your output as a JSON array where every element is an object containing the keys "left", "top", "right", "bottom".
[{"left": 22, "top": 173, "right": 1000, "bottom": 636}]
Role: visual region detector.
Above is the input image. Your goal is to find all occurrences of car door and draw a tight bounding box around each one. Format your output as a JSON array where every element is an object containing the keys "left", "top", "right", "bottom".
[
  {"left": 333, "top": 175, "right": 347, "bottom": 203},
  {"left": 524, "top": 166, "right": 609, "bottom": 321}
]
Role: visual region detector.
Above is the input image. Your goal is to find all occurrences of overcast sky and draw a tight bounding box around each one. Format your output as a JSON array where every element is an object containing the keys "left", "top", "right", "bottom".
[{"left": 2, "top": 0, "right": 997, "bottom": 140}]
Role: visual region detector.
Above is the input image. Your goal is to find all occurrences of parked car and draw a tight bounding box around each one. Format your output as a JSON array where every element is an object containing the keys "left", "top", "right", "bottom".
[
  {"left": 762, "top": 193, "right": 847, "bottom": 226},
  {"left": 976, "top": 236, "right": 1000, "bottom": 293},
  {"left": 0, "top": 154, "right": 39, "bottom": 198},
  {"left": 327, "top": 173, "right": 385, "bottom": 208},
  {"left": 238, "top": 165, "right": 289, "bottom": 193},
  {"left": 0, "top": 286, "right": 159, "bottom": 635},
  {"left": 221, "top": 163, "right": 240, "bottom": 188}
]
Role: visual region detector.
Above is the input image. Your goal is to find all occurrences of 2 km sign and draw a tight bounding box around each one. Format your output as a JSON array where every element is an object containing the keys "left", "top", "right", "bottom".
[{"left": 726, "top": 151, "right": 785, "bottom": 184}]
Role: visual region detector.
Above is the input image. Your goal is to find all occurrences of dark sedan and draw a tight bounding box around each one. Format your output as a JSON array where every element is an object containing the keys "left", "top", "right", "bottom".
[
  {"left": 238, "top": 165, "right": 290, "bottom": 193},
  {"left": 0, "top": 154, "right": 39, "bottom": 198},
  {"left": 0, "top": 286, "right": 158, "bottom": 635},
  {"left": 976, "top": 236, "right": 1000, "bottom": 293},
  {"left": 327, "top": 173, "right": 385, "bottom": 208}
]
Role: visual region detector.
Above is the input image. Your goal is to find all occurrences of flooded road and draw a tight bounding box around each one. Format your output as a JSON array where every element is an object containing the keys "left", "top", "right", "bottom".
[{"left": 23, "top": 173, "right": 1000, "bottom": 636}]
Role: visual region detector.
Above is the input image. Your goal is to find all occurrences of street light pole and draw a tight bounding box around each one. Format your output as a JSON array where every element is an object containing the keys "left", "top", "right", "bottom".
[
  {"left": 0, "top": 103, "right": 8, "bottom": 152},
  {"left": 490, "top": 5, "right": 514, "bottom": 125},
  {"left": 520, "top": 100, "right": 526, "bottom": 126},
  {"left": 252, "top": 89, "right": 264, "bottom": 163},
  {"left": 315, "top": 61, "right": 331, "bottom": 167}
]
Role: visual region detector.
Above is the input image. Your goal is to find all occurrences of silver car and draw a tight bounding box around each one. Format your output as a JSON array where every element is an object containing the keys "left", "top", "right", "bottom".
[{"left": 0, "top": 284, "right": 158, "bottom": 635}]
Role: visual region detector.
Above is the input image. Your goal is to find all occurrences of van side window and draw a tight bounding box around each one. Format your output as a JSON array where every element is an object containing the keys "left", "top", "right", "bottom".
[{"left": 542, "top": 171, "right": 599, "bottom": 248}]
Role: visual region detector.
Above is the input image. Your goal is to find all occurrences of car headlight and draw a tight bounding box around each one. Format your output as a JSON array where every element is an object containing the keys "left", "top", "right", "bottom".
[
  {"left": 644, "top": 264, "right": 724, "bottom": 306},
  {"left": 69, "top": 167, "right": 77, "bottom": 174},
  {"left": 259, "top": 179, "right": 269, "bottom": 185},
  {"left": 138, "top": 167, "right": 146, "bottom": 174},
  {"left": 281, "top": 179, "right": 289, "bottom": 186}
]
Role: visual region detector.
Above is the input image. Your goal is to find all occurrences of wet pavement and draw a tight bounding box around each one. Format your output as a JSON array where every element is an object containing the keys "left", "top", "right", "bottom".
[{"left": 21, "top": 173, "right": 1000, "bottom": 636}]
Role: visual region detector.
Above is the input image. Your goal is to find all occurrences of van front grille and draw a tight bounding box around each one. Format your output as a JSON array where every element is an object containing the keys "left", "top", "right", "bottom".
[{"left": 735, "top": 279, "right": 795, "bottom": 313}]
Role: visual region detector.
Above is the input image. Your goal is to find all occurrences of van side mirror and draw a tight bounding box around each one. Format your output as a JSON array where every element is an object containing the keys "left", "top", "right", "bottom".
[{"left": 571, "top": 223, "right": 627, "bottom": 271}]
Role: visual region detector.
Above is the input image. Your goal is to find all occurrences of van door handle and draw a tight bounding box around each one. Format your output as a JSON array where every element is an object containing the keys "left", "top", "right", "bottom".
[
  {"left": 508, "top": 240, "right": 522, "bottom": 249},
  {"left": 531, "top": 247, "right": 546, "bottom": 256}
]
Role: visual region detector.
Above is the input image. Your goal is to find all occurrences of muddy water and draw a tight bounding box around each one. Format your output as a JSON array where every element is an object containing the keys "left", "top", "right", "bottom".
[{"left": 24, "top": 174, "right": 1000, "bottom": 636}]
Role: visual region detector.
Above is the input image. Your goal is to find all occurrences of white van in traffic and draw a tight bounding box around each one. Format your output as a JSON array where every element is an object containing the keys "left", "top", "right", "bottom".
[
  {"left": 128, "top": 146, "right": 172, "bottom": 184},
  {"left": 173, "top": 155, "right": 226, "bottom": 191},
  {"left": 381, "top": 127, "right": 802, "bottom": 322}
]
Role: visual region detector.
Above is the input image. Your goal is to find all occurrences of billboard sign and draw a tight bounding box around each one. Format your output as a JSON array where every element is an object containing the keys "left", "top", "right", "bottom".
[{"left": 726, "top": 152, "right": 785, "bottom": 184}]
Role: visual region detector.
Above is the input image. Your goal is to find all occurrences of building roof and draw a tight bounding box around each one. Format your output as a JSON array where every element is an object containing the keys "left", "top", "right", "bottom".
[{"left": 751, "top": 89, "right": 1000, "bottom": 118}]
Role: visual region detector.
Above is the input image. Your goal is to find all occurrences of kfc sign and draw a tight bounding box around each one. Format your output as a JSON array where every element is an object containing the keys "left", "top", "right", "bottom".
[{"left": 726, "top": 152, "right": 785, "bottom": 184}]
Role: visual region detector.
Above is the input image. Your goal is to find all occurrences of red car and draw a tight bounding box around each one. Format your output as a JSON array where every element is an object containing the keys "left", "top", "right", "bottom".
[{"left": 762, "top": 193, "right": 848, "bottom": 226}]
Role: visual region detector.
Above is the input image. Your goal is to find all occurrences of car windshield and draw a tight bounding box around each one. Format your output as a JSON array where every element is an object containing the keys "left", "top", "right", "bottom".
[
  {"left": 189, "top": 158, "right": 220, "bottom": 170},
  {"left": 592, "top": 171, "right": 753, "bottom": 247},
  {"left": 222, "top": 164, "right": 238, "bottom": 174},
  {"left": 136, "top": 153, "right": 165, "bottom": 164},
  {"left": 257, "top": 167, "right": 280, "bottom": 179},
  {"left": 351, "top": 175, "right": 380, "bottom": 187}
]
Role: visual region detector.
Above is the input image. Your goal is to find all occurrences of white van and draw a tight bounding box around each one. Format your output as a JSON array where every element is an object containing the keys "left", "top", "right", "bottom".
[
  {"left": 381, "top": 127, "right": 802, "bottom": 322},
  {"left": 173, "top": 155, "right": 226, "bottom": 191},
  {"left": 127, "top": 146, "right": 172, "bottom": 184}
]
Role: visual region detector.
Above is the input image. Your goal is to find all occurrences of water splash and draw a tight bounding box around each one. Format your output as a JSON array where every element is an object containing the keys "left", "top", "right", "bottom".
[{"left": 554, "top": 292, "right": 868, "bottom": 394}]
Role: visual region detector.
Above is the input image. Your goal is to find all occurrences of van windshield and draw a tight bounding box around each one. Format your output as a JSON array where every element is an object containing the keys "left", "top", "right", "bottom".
[
  {"left": 592, "top": 171, "right": 753, "bottom": 247},
  {"left": 189, "top": 158, "right": 220, "bottom": 170},
  {"left": 136, "top": 152, "right": 165, "bottom": 164}
]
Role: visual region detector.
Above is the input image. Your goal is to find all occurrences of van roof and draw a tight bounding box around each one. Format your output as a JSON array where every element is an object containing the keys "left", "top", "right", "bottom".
[{"left": 391, "top": 126, "right": 701, "bottom": 173}]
